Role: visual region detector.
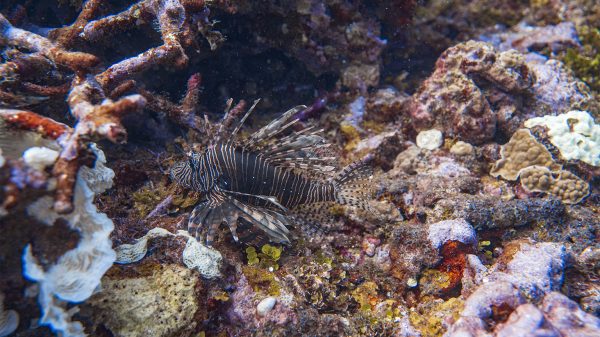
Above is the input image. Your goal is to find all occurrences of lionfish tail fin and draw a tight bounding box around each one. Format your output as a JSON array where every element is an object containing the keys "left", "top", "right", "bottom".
[{"left": 333, "top": 161, "right": 374, "bottom": 211}]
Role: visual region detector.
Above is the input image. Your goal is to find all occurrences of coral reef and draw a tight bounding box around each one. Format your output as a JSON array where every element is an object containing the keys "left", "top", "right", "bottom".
[
  {"left": 404, "top": 40, "right": 533, "bottom": 144},
  {"left": 520, "top": 166, "right": 590, "bottom": 204},
  {"left": 0, "top": 0, "right": 598, "bottom": 336},
  {"left": 490, "top": 127, "right": 590, "bottom": 204},
  {"left": 490, "top": 129, "right": 561, "bottom": 180}
]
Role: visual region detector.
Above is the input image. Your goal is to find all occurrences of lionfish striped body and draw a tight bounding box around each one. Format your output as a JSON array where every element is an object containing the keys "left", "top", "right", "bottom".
[{"left": 171, "top": 102, "right": 372, "bottom": 245}]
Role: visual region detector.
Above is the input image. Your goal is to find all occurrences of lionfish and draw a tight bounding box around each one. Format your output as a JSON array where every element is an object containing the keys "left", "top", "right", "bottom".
[{"left": 170, "top": 101, "right": 373, "bottom": 245}]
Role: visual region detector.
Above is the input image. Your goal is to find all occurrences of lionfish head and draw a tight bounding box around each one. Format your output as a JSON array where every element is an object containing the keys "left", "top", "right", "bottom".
[{"left": 170, "top": 153, "right": 202, "bottom": 190}]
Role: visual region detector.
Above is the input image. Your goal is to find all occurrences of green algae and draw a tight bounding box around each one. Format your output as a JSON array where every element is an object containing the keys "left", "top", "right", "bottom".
[
  {"left": 563, "top": 26, "right": 600, "bottom": 92},
  {"left": 409, "top": 296, "right": 464, "bottom": 337},
  {"left": 245, "top": 244, "right": 282, "bottom": 270},
  {"left": 351, "top": 281, "right": 380, "bottom": 312},
  {"left": 132, "top": 181, "right": 199, "bottom": 218},
  {"left": 242, "top": 266, "right": 281, "bottom": 296}
]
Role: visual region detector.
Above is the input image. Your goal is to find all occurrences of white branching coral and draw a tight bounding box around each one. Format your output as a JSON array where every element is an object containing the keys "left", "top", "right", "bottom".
[
  {"left": 115, "top": 227, "right": 223, "bottom": 279},
  {"left": 23, "top": 144, "right": 116, "bottom": 337}
]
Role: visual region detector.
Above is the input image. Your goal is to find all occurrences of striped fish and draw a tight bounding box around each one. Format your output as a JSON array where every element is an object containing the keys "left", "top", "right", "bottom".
[{"left": 170, "top": 101, "right": 373, "bottom": 245}]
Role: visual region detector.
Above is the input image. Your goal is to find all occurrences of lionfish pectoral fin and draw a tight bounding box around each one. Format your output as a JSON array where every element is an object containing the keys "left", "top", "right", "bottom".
[
  {"left": 224, "top": 211, "right": 241, "bottom": 242},
  {"left": 222, "top": 189, "right": 287, "bottom": 212},
  {"left": 229, "top": 198, "right": 292, "bottom": 245},
  {"left": 188, "top": 200, "right": 212, "bottom": 241},
  {"left": 188, "top": 198, "right": 235, "bottom": 245},
  {"left": 203, "top": 201, "right": 231, "bottom": 245}
]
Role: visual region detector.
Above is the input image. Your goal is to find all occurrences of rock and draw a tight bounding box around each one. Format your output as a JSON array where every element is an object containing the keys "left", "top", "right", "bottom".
[
  {"left": 365, "top": 87, "right": 409, "bottom": 122},
  {"left": 490, "top": 242, "right": 566, "bottom": 300},
  {"left": 491, "top": 292, "right": 600, "bottom": 337},
  {"left": 405, "top": 41, "right": 533, "bottom": 144},
  {"left": 542, "top": 292, "right": 600, "bottom": 337},
  {"left": 427, "top": 219, "right": 477, "bottom": 250},
  {"left": 495, "top": 304, "right": 559, "bottom": 337},
  {"left": 462, "top": 281, "right": 525, "bottom": 318},
  {"left": 450, "top": 141, "right": 474, "bottom": 156},
  {"left": 404, "top": 40, "right": 595, "bottom": 144},
  {"left": 528, "top": 60, "right": 595, "bottom": 117},
  {"left": 450, "top": 196, "right": 566, "bottom": 230},
  {"left": 416, "top": 129, "right": 443, "bottom": 150},
  {"left": 491, "top": 22, "right": 580, "bottom": 54},
  {"left": 257, "top": 297, "right": 277, "bottom": 316}
]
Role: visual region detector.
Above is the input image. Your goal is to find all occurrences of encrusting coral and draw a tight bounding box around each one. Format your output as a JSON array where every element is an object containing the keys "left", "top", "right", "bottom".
[
  {"left": 81, "top": 263, "right": 201, "bottom": 337},
  {"left": 520, "top": 166, "right": 590, "bottom": 204},
  {"left": 490, "top": 128, "right": 590, "bottom": 204},
  {"left": 490, "top": 129, "right": 561, "bottom": 181},
  {"left": 524, "top": 110, "right": 600, "bottom": 167}
]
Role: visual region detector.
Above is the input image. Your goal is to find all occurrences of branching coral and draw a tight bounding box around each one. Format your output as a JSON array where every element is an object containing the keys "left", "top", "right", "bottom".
[
  {"left": 0, "top": 0, "right": 216, "bottom": 213},
  {"left": 0, "top": 14, "right": 99, "bottom": 72},
  {"left": 81, "top": 0, "right": 199, "bottom": 90}
]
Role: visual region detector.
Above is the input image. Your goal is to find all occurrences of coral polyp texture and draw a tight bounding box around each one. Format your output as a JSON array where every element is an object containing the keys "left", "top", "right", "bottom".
[
  {"left": 520, "top": 166, "right": 590, "bottom": 204},
  {"left": 490, "top": 129, "right": 561, "bottom": 181},
  {"left": 490, "top": 128, "right": 590, "bottom": 204},
  {"left": 1, "top": 0, "right": 599, "bottom": 336}
]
